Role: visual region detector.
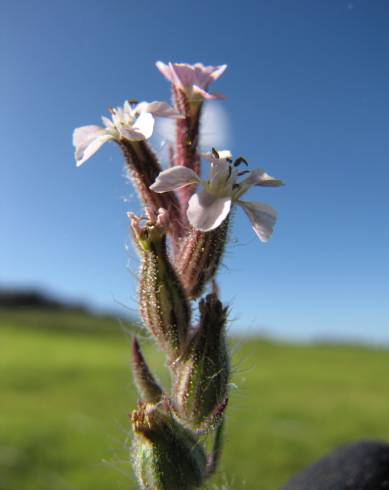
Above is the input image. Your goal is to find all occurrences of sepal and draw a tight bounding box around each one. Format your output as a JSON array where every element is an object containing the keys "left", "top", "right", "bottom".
[
  {"left": 131, "top": 401, "right": 207, "bottom": 490},
  {"left": 174, "top": 294, "right": 230, "bottom": 430},
  {"left": 175, "top": 217, "right": 230, "bottom": 299},
  {"left": 131, "top": 213, "right": 191, "bottom": 363},
  {"left": 131, "top": 338, "right": 163, "bottom": 403}
]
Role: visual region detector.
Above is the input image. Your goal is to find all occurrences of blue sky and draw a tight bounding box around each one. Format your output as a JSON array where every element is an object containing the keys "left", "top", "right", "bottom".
[{"left": 2, "top": 0, "right": 389, "bottom": 343}]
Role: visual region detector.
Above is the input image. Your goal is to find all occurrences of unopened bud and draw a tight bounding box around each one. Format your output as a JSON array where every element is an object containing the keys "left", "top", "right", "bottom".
[
  {"left": 174, "top": 294, "right": 230, "bottom": 430},
  {"left": 131, "top": 215, "right": 191, "bottom": 363},
  {"left": 131, "top": 402, "right": 207, "bottom": 490},
  {"left": 119, "top": 139, "right": 184, "bottom": 239},
  {"left": 175, "top": 217, "right": 230, "bottom": 299},
  {"left": 131, "top": 338, "right": 163, "bottom": 403}
]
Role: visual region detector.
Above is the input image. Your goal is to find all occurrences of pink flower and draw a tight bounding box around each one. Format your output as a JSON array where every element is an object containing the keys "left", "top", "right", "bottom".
[{"left": 156, "top": 61, "right": 227, "bottom": 101}]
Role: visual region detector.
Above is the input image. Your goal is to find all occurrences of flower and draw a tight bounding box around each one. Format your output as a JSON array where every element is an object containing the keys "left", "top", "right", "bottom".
[
  {"left": 73, "top": 100, "right": 182, "bottom": 166},
  {"left": 155, "top": 61, "right": 227, "bottom": 101},
  {"left": 150, "top": 149, "right": 283, "bottom": 242}
]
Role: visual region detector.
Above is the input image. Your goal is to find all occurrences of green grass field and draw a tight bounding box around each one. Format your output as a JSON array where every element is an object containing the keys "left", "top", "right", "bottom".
[{"left": 1, "top": 309, "right": 389, "bottom": 490}]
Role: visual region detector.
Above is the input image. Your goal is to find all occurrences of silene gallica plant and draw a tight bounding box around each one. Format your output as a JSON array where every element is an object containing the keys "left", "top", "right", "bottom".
[{"left": 73, "top": 61, "right": 283, "bottom": 489}]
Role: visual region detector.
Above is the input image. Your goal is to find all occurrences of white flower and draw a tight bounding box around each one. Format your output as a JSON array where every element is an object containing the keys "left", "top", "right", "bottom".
[
  {"left": 73, "top": 100, "right": 182, "bottom": 166},
  {"left": 156, "top": 61, "right": 227, "bottom": 101},
  {"left": 150, "top": 149, "right": 283, "bottom": 242}
]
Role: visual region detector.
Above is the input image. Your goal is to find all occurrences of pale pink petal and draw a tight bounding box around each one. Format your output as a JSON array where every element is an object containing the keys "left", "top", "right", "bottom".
[
  {"left": 75, "top": 134, "right": 113, "bottom": 166},
  {"left": 73, "top": 125, "right": 102, "bottom": 152},
  {"left": 150, "top": 167, "right": 200, "bottom": 193},
  {"left": 140, "top": 101, "right": 183, "bottom": 119},
  {"left": 246, "top": 169, "right": 284, "bottom": 187},
  {"left": 73, "top": 125, "right": 112, "bottom": 166},
  {"left": 187, "top": 190, "right": 231, "bottom": 231},
  {"left": 155, "top": 61, "right": 174, "bottom": 84},
  {"left": 192, "top": 85, "right": 225, "bottom": 100},
  {"left": 209, "top": 64, "right": 227, "bottom": 81},
  {"left": 239, "top": 201, "right": 277, "bottom": 242},
  {"left": 170, "top": 63, "right": 196, "bottom": 87}
]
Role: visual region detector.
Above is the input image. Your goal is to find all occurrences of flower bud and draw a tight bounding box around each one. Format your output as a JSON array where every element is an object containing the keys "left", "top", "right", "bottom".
[
  {"left": 174, "top": 294, "right": 230, "bottom": 431},
  {"left": 120, "top": 139, "right": 184, "bottom": 239},
  {"left": 131, "top": 214, "right": 191, "bottom": 363},
  {"left": 131, "top": 402, "right": 207, "bottom": 490},
  {"left": 175, "top": 217, "right": 230, "bottom": 299},
  {"left": 131, "top": 338, "right": 163, "bottom": 403}
]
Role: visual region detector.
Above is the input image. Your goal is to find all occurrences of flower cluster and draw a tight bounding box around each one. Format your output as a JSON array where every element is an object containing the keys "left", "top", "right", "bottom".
[{"left": 74, "top": 61, "right": 283, "bottom": 490}]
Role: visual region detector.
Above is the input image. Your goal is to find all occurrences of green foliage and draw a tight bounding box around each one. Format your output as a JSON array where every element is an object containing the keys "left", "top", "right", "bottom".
[{"left": 2, "top": 309, "right": 389, "bottom": 490}]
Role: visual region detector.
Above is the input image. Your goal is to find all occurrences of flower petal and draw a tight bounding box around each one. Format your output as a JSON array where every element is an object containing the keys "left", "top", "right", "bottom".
[
  {"left": 239, "top": 200, "right": 277, "bottom": 242},
  {"left": 209, "top": 64, "right": 227, "bottom": 81},
  {"left": 155, "top": 61, "right": 174, "bottom": 84},
  {"left": 73, "top": 125, "right": 112, "bottom": 166},
  {"left": 120, "top": 112, "right": 154, "bottom": 140},
  {"left": 187, "top": 190, "right": 231, "bottom": 232},
  {"left": 139, "top": 101, "right": 183, "bottom": 119},
  {"left": 202, "top": 149, "right": 232, "bottom": 161},
  {"left": 150, "top": 167, "right": 200, "bottom": 193},
  {"left": 73, "top": 125, "right": 102, "bottom": 150},
  {"left": 193, "top": 85, "right": 225, "bottom": 100},
  {"left": 247, "top": 169, "right": 284, "bottom": 187}
]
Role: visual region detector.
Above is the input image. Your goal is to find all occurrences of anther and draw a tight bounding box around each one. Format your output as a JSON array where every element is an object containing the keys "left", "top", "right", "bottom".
[
  {"left": 212, "top": 147, "right": 220, "bottom": 159},
  {"left": 233, "top": 157, "right": 248, "bottom": 167},
  {"left": 237, "top": 170, "right": 250, "bottom": 177}
]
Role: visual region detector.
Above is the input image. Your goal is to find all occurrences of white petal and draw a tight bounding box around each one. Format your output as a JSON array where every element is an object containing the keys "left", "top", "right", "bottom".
[
  {"left": 73, "top": 125, "right": 112, "bottom": 166},
  {"left": 202, "top": 149, "right": 232, "bottom": 161},
  {"left": 121, "top": 112, "right": 155, "bottom": 140},
  {"left": 239, "top": 200, "right": 277, "bottom": 242},
  {"left": 76, "top": 134, "right": 112, "bottom": 166},
  {"left": 139, "top": 101, "right": 183, "bottom": 119},
  {"left": 187, "top": 190, "right": 231, "bottom": 232},
  {"left": 150, "top": 167, "right": 200, "bottom": 192},
  {"left": 73, "top": 125, "right": 102, "bottom": 151},
  {"left": 101, "top": 116, "right": 114, "bottom": 128}
]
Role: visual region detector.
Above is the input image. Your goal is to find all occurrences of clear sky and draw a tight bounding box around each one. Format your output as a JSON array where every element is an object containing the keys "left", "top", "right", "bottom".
[{"left": 2, "top": 0, "right": 389, "bottom": 343}]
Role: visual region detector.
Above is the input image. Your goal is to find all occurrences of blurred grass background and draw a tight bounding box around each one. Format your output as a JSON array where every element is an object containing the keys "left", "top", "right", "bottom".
[{"left": 1, "top": 308, "right": 389, "bottom": 490}]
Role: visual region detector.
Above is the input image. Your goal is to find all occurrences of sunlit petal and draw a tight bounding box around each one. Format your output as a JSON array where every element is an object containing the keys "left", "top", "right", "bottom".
[
  {"left": 187, "top": 190, "right": 231, "bottom": 231},
  {"left": 239, "top": 200, "right": 277, "bottom": 242},
  {"left": 73, "top": 125, "right": 112, "bottom": 166},
  {"left": 150, "top": 167, "right": 200, "bottom": 193},
  {"left": 129, "top": 112, "right": 155, "bottom": 140},
  {"left": 246, "top": 169, "right": 284, "bottom": 187},
  {"left": 75, "top": 134, "right": 113, "bottom": 166},
  {"left": 140, "top": 101, "right": 183, "bottom": 119}
]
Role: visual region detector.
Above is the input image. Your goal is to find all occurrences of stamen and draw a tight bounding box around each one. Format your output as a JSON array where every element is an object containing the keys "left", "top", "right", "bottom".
[
  {"left": 225, "top": 166, "right": 232, "bottom": 182},
  {"left": 212, "top": 147, "right": 220, "bottom": 159},
  {"left": 128, "top": 98, "right": 139, "bottom": 106},
  {"left": 233, "top": 157, "right": 248, "bottom": 167},
  {"left": 107, "top": 106, "right": 114, "bottom": 114},
  {"left": 232, "top": 183, "right": 240, "bottom": 190}
]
